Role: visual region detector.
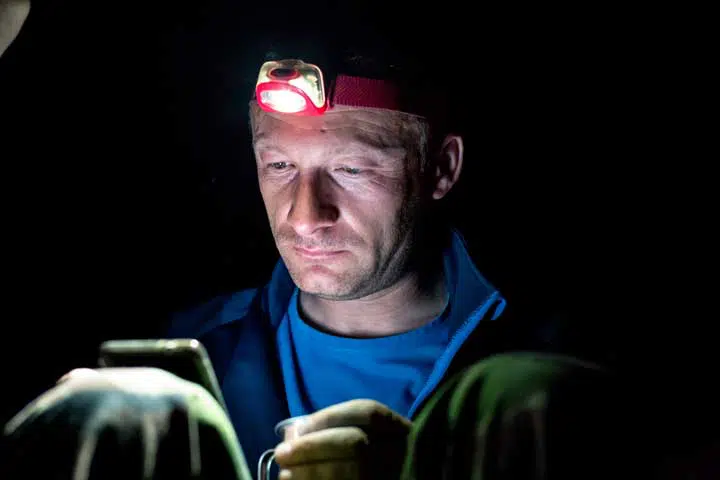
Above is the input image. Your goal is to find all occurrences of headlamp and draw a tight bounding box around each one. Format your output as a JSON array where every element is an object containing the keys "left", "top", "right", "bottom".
[
  {"left": 255, "top": 59, "right": 327, "bottom": 115},
  {"left": 254, "top": 58, "right": 423, "bottom": 118}
]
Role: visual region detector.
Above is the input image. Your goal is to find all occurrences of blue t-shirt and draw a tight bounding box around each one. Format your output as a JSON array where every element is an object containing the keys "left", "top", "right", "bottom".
[{"left": 276, "top": 288, "right": 451, "bottom": 417}]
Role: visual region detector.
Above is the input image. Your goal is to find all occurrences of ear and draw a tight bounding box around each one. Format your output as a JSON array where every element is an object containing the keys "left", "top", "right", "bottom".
[{"left": 431, "top": 134, "right": 464, "bottom": 200}]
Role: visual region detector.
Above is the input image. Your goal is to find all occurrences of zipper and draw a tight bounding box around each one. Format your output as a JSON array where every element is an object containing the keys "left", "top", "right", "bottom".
[{"left": 407, "top": 291, "right": 503, "bottom": 418}]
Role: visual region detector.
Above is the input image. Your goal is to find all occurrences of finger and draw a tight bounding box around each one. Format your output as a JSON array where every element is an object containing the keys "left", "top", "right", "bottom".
[
  {"left": 278, "top": 459, "right": 361, "bottom": 480},
  {"left": 298, "top": 399, "right": 411, "bottom": 436},
  {"left": 274, "top": 426, "right": 368, "bottom": 467}
]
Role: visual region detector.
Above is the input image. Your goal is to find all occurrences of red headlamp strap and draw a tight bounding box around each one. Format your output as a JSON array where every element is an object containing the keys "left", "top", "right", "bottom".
[{"left": 330, "top": 74, "right": 402, "bottom": 111}]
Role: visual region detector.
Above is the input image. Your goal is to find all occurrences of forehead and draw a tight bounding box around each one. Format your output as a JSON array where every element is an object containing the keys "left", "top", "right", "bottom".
[{"left": 251, "top": 104, "right": 418, "bottom": 150}]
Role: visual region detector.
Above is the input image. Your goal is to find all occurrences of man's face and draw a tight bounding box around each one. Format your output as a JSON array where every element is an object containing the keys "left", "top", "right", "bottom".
[{"left": 252, "top": 104, "right": 426, "bottom": 300}]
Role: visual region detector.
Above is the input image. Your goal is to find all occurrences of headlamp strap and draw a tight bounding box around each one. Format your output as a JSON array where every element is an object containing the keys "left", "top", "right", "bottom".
[{"left": 330, "top": 74, "right": 402, "bottom": 111}]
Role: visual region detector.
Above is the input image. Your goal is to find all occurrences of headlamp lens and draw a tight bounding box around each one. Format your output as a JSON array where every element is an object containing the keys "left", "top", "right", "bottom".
[{"left": 259, "top": 89, "right": 307, "bottom": 113}]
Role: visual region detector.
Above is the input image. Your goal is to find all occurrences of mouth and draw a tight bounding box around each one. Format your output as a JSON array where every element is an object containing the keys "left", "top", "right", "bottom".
[{"left": 293, "top": 247, "right": 347, "bottom": 259}]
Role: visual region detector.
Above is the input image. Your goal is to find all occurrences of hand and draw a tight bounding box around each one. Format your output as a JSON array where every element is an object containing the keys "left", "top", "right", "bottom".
[{"left": 273, "top": 399, "right": 412, "bottom": 480}]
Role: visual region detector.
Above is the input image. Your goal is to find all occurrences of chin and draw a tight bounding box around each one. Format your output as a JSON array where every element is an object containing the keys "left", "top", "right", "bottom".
[
  {"left": 290, "top": 263, "right": 373, "bottom": 299},
  {"left": 280, "top": 247, "right": 371, "bottom": 298},
  {"left": 292, "top": 267, "right": 349, "bottom": 296}
]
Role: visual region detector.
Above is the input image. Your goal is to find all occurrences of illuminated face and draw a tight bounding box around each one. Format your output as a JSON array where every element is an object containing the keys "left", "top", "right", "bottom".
[{"left": 252, "top": 104, "right": 426, "bottom": 300}]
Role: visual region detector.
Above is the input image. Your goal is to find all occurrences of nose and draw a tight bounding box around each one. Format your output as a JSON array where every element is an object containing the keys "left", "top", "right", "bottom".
[{"left": 287, "top": 171, "right": 339, "bottom": 236}]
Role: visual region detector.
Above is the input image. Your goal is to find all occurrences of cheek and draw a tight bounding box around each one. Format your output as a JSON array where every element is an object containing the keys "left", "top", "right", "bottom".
[
  {"left": 342, "top": 172, "right": 406, "bottom": 205},
  {"left": 258, "top": 182, "right": 286, "bottom": 226},
  {"left": 342, "top": 180, "right": 407, "bottom": 234}
]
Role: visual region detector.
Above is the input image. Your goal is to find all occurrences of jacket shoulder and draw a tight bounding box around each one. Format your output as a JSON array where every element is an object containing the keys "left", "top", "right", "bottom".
[{"left": 167, "top": 287, "right": 264, "bottom": 339}]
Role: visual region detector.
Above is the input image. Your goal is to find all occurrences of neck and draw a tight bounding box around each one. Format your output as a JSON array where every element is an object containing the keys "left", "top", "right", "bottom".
[{"left": 298, "top": 264, "right": 448, "bottom": 338}]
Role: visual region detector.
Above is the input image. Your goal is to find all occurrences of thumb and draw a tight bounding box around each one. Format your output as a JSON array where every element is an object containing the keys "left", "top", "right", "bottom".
[{"left": 299, "top": 399, "right": 411, "bottom": 436}]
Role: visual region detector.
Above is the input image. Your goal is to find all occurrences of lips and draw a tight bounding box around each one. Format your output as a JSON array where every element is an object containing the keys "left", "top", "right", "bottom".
[{"left": 293, "top": 247, "right": 346, "bottom": 258}]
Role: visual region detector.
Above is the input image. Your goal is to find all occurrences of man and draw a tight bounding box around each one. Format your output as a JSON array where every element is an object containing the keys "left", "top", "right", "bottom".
[{"left": 167, "top": 52, "right": 517, "bottom": 478}]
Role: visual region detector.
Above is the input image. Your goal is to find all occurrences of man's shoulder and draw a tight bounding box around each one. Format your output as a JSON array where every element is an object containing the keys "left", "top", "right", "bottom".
[{"left": 167, "top": 286, "right": 266, "bottom": 339}]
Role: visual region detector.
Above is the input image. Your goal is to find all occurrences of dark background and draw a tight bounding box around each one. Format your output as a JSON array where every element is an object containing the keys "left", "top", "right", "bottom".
[{"left": 1, "top": 0, "right": 713, "bottom": 452}]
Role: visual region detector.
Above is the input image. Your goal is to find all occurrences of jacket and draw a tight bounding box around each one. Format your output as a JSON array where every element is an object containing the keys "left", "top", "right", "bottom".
[{"left": 168, "top": 230, "right": 515, "bottom": 475}]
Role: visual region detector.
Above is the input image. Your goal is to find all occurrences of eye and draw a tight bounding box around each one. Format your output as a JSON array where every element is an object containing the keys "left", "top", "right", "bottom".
[
  {"left": 269, "top": 161, "right": 290, "bottom": 170},
  {"left": 337, "top": 166, "right": 362, "bottom": 175}
]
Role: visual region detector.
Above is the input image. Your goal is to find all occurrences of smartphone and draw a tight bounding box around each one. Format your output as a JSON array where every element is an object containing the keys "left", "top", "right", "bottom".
[{"left": 98, "top": 339, "right": 227, "bottom": 412}]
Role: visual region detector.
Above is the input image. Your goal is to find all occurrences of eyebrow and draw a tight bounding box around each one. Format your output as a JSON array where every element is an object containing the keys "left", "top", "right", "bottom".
[{"left": 252, "top": 133, "right": 272, "bottom": 151}]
